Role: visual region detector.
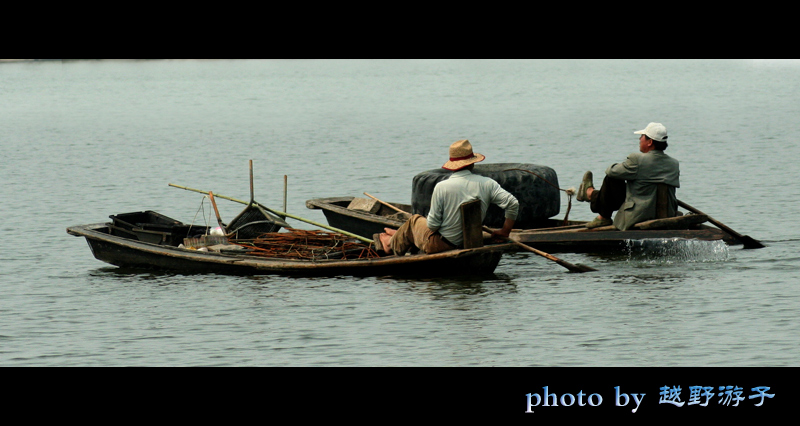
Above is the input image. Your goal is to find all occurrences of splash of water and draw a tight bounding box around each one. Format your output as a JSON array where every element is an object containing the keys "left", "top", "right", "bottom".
[{"left": 624, "top": 238, "right": 730, "bottom": 264}]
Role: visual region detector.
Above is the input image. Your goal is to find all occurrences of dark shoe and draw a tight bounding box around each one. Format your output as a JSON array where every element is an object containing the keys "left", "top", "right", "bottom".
[
  {"left": 586, "top": 216, "right": 613, "bottom": 229},
  {"left": 576, "top": 171, "right": 594, "bottom": 202}
]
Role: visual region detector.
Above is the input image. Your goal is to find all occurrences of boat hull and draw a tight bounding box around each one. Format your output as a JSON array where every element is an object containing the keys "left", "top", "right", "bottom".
[
  {"left": 68, "top": 223, "right": 511, "bottom": 277},
  {"left": 512, "top": 226, "right": 729, "bottom": 253}
]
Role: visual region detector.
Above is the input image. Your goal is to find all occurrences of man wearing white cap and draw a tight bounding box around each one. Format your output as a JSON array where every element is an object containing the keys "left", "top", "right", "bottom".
[
  {"left": 379, "top": 139, "right": 519, "bottom": 255},
  {"left": 575, "top": 122, "right": 680, "bottom": 230}
]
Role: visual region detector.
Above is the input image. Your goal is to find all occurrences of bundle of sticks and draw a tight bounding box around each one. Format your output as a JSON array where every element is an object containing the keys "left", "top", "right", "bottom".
[{"left": 230, "top": 228, "right": 381, "bottom": 260}]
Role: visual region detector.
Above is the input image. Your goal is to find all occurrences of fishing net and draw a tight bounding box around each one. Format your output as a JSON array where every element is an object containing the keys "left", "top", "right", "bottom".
[{"left": 230, "top": 228, "right": 381, "bottom": 260}]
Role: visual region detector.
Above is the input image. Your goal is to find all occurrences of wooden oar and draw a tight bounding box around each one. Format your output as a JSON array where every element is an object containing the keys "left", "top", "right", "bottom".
[
  {"left": 363, "top": 192, "right": 412, "bottom": 218},
  {"left": 363, "top": 192, "right": 595, "bottom": 272},
  {"left": 169, "top": 183, "right": 373, "bottom": 243},
  {"left": 482, "top": 226, "right": 597, "bottom": 273},
  {"left": 207, "top": 191, "right": 227, "bottom": 233},
  {"left": 677, "top": 200, "right": 765, "bottom": 249}
]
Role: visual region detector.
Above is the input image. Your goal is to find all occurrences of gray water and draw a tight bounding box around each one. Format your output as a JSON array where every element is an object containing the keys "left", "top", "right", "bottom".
[{"left": 2, "top": 59, "right": 799, "bottom": 367}]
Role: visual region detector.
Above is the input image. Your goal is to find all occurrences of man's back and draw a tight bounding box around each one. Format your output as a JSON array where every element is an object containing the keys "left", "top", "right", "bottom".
[
  {"left": 427, "top": 170, "right": 518, "bottom": 247},
  {"left": 607, "top": 150, "right": 680, "bottom": 230}
]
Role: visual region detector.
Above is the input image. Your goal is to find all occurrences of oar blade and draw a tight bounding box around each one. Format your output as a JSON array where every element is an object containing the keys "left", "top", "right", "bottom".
[
  {"left": 678, "top": 199, "right": 765, "bottom": 249},
  {"left": 484, "top": 225, "right": 598, "bottom": 273},
  {"left": 556, "top": 259, "right": 598, "bottom": 273},
  {"left": 574, "top": 263, "right": 599, "bottom": 273},
  {"left": 740, "top": 235, "right": 766, "bottom": 249}
]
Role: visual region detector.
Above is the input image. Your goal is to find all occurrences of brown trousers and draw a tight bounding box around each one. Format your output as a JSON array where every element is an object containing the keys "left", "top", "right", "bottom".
[
  {"left": 389, "top": 214, "right": 455, "bottom": 255},
  {"left": 590, "top": 175, "right": 627, "bottom": 219}
]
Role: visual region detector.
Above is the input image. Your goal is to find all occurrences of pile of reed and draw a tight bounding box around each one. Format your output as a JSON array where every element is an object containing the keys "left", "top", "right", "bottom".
[{"left": 230, "top": 228, "right": 381, "bottom": 260}]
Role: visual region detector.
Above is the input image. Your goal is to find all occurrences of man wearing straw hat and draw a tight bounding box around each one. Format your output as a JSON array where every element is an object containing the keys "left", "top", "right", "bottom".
[
  {"left": 379, "top": 139, "right": 519, "bottom": 255},
  {"left": 575, "top": 122, "right": 680, "bottom": 230}
]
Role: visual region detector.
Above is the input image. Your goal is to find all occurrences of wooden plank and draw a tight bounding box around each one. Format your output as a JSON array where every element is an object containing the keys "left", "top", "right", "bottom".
[
  {"left": 635, "top": 213, "right": 708, "bottom": 230},
  {"left": 516, "top": 224, "right": 590, "bottom": 233},
  {"left": 347, "top": 197, "right": 381, "bottom": 214},
  {"left": 656, "top": 183, "right": 671, "bottom": 219},
  {"left": 571, "top": 213, "right": 709, "bottom": 232},
  {"left": 461, "top": 199, "right": 483, "bottom": 249}
]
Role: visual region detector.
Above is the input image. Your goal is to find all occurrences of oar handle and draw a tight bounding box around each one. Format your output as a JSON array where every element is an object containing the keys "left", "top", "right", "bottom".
[
  {"left": 483, "top": 226, "right": 542, "bottom": 256},
  {"left": 677, "top": 200, "right": 735, "bottom": 234},
  {"left": 208, "top": 191, "right": 226, "bottom": 232}
]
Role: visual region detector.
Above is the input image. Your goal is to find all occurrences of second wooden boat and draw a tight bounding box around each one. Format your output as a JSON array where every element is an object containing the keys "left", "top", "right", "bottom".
[{"left": 305, "top": 196, "right": 733, "bottom": 254}]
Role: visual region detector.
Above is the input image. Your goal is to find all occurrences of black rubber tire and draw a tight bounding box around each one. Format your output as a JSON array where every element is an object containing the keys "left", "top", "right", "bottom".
[{"left": 410, "top": 163, "right": 561, "bottom": 228}]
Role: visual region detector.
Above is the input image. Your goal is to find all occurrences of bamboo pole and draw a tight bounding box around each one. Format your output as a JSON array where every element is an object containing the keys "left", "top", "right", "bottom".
[
  {"left": 249, "top": 160, "right": 254, "bottom": 204},
  {"left": 168, "top": 183, "right": 373, "bottom": 243}
]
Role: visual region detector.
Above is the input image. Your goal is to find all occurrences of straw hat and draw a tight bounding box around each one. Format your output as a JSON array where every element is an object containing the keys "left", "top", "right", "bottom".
[{"left": 442, "top": 139, "right": 486, "bottom": 171}]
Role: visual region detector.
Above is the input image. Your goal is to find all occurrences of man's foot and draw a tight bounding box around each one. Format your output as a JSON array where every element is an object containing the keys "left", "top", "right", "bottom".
[
  {"left": 378, "top": 232, "right": 393, "bottom": 254},
  {"left": 585, "top": 216, "right": 613, "bottom": 229},
  {"left": 576, "top": 171, "right": 594, "bottom": 202}
]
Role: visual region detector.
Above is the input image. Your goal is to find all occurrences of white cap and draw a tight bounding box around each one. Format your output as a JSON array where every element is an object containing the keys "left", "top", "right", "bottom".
[{"left": 634, "top": 122, "right": 668, "bottom": 142}]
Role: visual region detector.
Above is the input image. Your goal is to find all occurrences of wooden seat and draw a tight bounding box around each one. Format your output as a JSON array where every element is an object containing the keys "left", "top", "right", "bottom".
[
  {"left": 655, "top": 183, "right": 674, "bottom": 219},
  {"left": 460, "top": 199, "right": 483, "bottom": 249}
]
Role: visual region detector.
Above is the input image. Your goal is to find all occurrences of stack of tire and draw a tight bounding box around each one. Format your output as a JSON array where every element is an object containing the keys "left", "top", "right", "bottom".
[{"left": 411, "top": 163, "right": 560, "bottom": 229}]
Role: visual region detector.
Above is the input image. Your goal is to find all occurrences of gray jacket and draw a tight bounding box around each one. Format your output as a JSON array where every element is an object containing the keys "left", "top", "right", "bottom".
[{"left": 606, "top": 150, "right": 680, "bottom": 231}]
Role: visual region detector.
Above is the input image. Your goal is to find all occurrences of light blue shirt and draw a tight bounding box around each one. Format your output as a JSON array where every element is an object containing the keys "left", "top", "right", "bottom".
[{"left": 426, "top": 170, "right": 519, "bottom": 247}]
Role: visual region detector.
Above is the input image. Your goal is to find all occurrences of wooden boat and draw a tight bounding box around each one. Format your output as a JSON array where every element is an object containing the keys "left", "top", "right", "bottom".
[
  {"left": 66, "top": 214, "right": 514, "bottom": 277},
  {"left": 510, "top": 215, "right": 732, "bottom": 253},
  {"left": 305, "top": 196, "right": 735, "bottom": 254},
  {"left": 306, "top": 197, "right": 413, "bottom": 239}
]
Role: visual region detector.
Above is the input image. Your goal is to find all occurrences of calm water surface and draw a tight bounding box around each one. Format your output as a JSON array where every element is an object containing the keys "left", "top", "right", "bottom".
[{"left": 1, "top": 59, "right": 799, "bottom": 367}]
